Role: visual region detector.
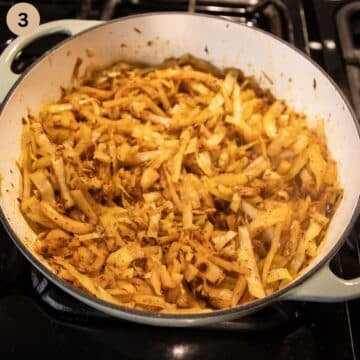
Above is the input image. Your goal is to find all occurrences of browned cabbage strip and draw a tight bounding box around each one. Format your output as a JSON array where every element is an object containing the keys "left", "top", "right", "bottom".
[
  {"left": 231, "top": 275, "right": 247, "bottom": 307},
  {"left": 29, "top": 171, "right": 56, "bottom": 207},
  {"left": 261, "top": 223, "right": 282, "bottom": 284},
  {"left": 40, "top": 202, "right": 94, "bottom": 234},
  {"left": 238, "top": 226, "right": 265, "bottom": 299}
]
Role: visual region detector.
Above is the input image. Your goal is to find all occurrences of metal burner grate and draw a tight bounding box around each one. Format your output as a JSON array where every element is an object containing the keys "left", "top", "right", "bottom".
[
  {"left": 101, "top": 0, "right": 295, "bottom": 43},
  {"left": 336, "top": 2, "right": 360, "bottom": 119}
]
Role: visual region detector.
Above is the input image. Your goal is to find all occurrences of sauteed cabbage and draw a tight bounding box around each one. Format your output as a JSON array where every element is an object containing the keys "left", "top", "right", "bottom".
[{"left": 19, "top": 55, "right": 342, "bottom": 312}]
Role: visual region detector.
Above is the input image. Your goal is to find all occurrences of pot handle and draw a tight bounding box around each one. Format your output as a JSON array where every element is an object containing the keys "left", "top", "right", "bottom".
[
  {"left": 282, "top": 261, "right": 360, "bottom": 302},
  {"left": 0, "top": 19, "right": 102, "bottom": 103}
]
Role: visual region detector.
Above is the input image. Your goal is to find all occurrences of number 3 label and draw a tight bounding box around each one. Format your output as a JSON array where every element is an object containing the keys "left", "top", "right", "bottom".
[
  {"left": 7, "top": 3, "right": 40, "bottom": 36},
  {"left": 18, "top": 12, "right": 29, "bottom": 28}
]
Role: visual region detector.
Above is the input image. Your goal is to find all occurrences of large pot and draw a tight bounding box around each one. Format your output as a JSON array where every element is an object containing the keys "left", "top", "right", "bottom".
[{"left": 0, "top": 13, "right": 360, "bottom": 327}]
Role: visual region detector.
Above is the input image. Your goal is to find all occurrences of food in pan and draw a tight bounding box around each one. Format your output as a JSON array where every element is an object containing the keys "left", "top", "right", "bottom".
[{"left": 19, "top": 55, "right": 342, "bottom": 312}]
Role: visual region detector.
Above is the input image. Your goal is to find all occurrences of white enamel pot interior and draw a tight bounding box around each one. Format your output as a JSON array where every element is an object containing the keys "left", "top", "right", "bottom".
[{"left": 0, "top": 14, "right": 360, "bottom": 327}]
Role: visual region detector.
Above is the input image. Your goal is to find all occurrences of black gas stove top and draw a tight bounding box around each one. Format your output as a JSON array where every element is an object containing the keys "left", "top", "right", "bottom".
[{"left": 1, "top": 0, "right": 360, "bottom": 357}]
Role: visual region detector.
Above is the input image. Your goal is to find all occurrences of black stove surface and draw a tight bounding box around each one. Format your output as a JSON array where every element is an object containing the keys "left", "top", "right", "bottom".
[{"left": 1, "top": 0, "right": 360, "bottom": 358}]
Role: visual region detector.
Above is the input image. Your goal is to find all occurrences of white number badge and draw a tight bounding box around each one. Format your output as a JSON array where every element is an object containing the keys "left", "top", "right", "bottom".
[{"left": 6, "top": 2, "right": 40, "bottom": 36}]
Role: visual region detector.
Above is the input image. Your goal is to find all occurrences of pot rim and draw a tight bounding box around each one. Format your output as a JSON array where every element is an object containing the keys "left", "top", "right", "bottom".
[{"left": 0, "top": 12, "right": 359, "bottom": 325}]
